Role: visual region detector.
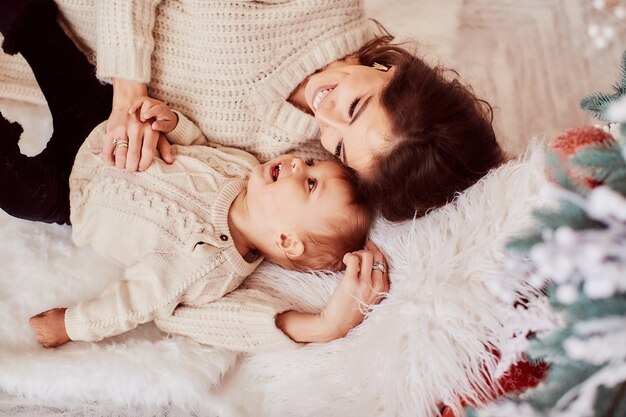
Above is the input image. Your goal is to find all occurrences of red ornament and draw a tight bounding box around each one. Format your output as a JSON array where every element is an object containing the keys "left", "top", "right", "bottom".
[{"left": 549, "top": 126, "right": 615, "bottom": 189}]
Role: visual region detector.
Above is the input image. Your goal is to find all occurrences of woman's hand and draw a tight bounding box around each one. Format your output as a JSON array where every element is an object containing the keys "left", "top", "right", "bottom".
[
  {"left": 29, "top": 308, "right": 70, "bottom": 348},
  {"left": 319, "top": 240, "right": 390, "bottom": 339},
  {"left": 275, "top": 241, "right": 389, "bottom": 343},
  {"left": 102, "top": 78, "right": 174, "bottom": 171}
]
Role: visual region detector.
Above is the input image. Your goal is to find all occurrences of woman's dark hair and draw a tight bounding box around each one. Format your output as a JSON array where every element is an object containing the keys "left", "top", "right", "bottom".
[{"left": 355, "top": 28, "right": 506, "bottom": 222}]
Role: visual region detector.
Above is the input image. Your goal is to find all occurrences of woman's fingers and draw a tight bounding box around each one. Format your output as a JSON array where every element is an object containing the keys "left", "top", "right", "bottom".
[
  {"left": 103, "top": 107, "right": 130, "bottom": 166},
  {"left": 121, "top": 117, "right": 142, "bottom": 170},
  {"left": 112, "top": 96, "right": 175, "bottom": 170},
  {"left": 114, "top": 138, "right": 129, "bottom": 169},
  {"left": 357, "top": 250, "right": 374, "bottom": 290},
  {"left": 370, "top": 261, "right": 388, "bottom": 297},
  {"left": 157, "top": 134, "right": 175, "bottom": 163},
  {"left": 347, "top": 244, "right": 390, "bottom": 306},
  {"left": 138, "top": 128, "right": 159, "bottom": 171},
  {"left": 107, "top": 112, "right": 168, "bottom": 171},
  {"left": 366, "top": 239, "right": 390, "bottom": 294},
  {"left": 365, "top": 239, "right": 381, "bottom": 254},
  {"left": 103, "top": 131, "right": 119, "bottom": 166}
]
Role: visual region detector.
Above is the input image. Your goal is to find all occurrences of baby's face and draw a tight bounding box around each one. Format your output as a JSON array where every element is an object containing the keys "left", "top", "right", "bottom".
[{"left": 246, "top": 155, "right": 353, "bottom": 237}]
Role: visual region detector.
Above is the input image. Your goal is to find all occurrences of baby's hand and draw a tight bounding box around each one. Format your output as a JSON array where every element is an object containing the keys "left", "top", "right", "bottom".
[
  {"left": 29, "top": 308, "right": 70, "bottom": 348},
  {"left": 128, "top": 96, "right": 178, "bottom": 133}
]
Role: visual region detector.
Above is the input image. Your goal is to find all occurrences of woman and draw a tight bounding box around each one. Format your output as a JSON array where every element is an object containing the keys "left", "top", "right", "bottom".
[{"left": 0, "top": 0, "right": 504, "bottom": 223}]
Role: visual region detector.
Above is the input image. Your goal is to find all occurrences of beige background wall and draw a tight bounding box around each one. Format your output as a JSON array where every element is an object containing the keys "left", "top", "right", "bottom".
[{"left": 365, "top": 0, "right": 626, "bottom": 155}]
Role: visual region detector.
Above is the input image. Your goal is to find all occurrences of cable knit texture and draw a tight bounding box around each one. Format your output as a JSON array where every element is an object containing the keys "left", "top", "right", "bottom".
[
  {"left": 0, "top": 0, "right": 370, "bottom": 162},
  {"left": 66, "top": 112, "right": 296, "bottom": 352}
]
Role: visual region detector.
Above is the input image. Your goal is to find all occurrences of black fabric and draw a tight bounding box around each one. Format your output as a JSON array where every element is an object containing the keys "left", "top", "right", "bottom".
[
  {"left": 0, "top": 0, "right": 112, "bottom": 224},
  {"left": 0, "top": 0, "right": 58, "bottom": 55}
]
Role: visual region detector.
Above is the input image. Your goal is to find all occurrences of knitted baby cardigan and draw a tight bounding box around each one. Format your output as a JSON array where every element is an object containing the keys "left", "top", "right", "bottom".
[
  {"left": 66, "top": 111, "right": 296, "bottom": 352},
  {"left": 0, "top": 0, "right": 370, "bottom": 162}
]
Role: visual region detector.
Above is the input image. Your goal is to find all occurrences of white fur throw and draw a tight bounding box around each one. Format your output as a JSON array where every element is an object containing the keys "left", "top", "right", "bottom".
[{"left": 0, "top": 110, "right": 548, "bottom": 417}]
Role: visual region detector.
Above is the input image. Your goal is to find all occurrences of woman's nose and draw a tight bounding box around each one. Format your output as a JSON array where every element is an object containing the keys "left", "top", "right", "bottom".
[{"left": 315, "top": 97, "right": 345, "bottom": 128}]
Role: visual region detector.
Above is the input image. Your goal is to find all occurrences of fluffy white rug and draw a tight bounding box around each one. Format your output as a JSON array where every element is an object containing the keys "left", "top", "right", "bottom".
[{"left": 0, "top": 95, "right": 549, "bottom": 416}]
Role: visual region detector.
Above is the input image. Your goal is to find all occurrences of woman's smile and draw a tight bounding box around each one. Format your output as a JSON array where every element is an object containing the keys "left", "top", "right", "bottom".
[{"left": 311, "top": 85, "right": 336, "bottom": 112}]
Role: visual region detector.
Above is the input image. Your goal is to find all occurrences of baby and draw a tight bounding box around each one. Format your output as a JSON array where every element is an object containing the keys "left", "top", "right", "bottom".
[
  {"left": 27, "top": 104, "right": 372, "bottom": 351},
  {"left": 0, "top": 5, "right": 379, "bottom": 352}
]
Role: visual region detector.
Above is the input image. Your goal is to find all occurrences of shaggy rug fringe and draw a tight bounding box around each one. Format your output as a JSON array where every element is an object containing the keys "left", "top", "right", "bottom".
[{"left": 0, "top": 139, "right": 548, "bottom": 416}]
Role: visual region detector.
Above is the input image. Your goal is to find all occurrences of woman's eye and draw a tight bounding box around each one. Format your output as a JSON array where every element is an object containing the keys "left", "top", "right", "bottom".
[
  {"left": 307, "top": 178, "right": 317, "bottom": 192},
  {"left": 305, "top": 158, "right": 314, "bottom": 166},
  {"left": 334, "top": 141, "right": 343, "bottom": 159},
  {"left": 348, "top": 98, "right": 359, "bottom": 118}
]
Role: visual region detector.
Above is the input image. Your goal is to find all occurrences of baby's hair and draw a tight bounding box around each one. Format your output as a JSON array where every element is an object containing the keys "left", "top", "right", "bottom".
[{"left": 274, "top": 164, "right": 373, "bottom": 272}]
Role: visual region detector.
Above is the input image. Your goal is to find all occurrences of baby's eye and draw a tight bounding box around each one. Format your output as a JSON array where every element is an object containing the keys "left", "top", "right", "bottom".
[
  {"left": 307, "top": 178, "right": 317, "bottom": 192},
  {"left": 305, "top": 158, "right": 314, "bottom": 166}
]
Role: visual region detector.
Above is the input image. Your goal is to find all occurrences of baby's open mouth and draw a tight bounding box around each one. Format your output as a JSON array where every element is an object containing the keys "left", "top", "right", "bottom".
[{"left": 271, "top": 162, "right": 282, "bottom": 182}]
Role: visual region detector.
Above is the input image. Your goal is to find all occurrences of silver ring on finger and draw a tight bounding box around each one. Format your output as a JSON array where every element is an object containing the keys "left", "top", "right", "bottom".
[
  {"left": 372, "top": 261, "right": 386, "bottom": 274},
  {"left": 113, "top": 138, "right": 129, "bottom": 149}
]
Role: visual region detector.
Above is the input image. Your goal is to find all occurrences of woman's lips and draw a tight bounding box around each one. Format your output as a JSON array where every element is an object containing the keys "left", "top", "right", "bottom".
[{"left": 310, "top": 85, "right": 336, "bottom": 112}]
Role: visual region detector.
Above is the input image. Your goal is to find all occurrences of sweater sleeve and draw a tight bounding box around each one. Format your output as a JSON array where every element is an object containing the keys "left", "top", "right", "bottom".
[
  {"left": 166, "top": 111, "right": 209, "bottom": 146},
  {"left": 167, "top": 111, "right": 262, "bottom": 169},
  {"left": 95, "top": 0, "right": 163, "bottom": 83},
  {"left": 153, "top": 287, "right": 299, "bottom": 352},
  {"left": 64, "top": 253, "right": 204, "bottom": 342}
]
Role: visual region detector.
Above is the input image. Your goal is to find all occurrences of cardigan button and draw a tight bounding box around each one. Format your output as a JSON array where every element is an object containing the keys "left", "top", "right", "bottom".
[{"left": 220, "top": 234, "right": 229, "bottom": 241}]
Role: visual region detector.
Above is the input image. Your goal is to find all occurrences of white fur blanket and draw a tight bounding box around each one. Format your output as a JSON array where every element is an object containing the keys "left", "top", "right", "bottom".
[{"left": 0, "top": 98, "right": 548, "bottom": 416}]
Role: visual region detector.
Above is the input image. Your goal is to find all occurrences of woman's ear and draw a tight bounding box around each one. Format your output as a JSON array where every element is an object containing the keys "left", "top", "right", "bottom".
[{"left": 274, "top": 232, "right": 304, "bottom": 258}]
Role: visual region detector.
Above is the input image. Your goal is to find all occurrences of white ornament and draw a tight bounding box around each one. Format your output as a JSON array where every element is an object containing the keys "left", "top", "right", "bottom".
[
  {"left": 584, "top": 278, "right": 616, "bottom": 299},
  {"left": 602, "top": 25, "right": 615, "bottom": 39},
  {"left": 582, "top": 244, "right": 604, "bottom": 264},
  {"left": 552, "top": 254, "right": 576, "bottom": 283},
  {"left": 607, "top": 95, "right": 626, "bottom": 123},
  {"left": 554, "top": 226, "right": 577, "bottom": 247},
  {"left": 556, "top": 284, "right": 579, "bottom": 304},
  {"left": 530, "top": 244, "right": 550, "bottom": 265},
  {"left": 593, "top": 36, "right": 608, "bottom": 49},
  {"left": 588, "top": 187, "right": 626, "bottom": 222},
  {"left": 592, "top": 0, "right": 606, "bottom": 9},
  {"left": 529, "top": 273, "right": 547, "bottom": 289},
  {"left": 587, "top": 24, "right": 600, "bottom": 37}
]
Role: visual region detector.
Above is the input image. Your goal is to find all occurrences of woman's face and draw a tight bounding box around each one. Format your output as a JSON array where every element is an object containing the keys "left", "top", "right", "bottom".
[{"left": 304, "top": 60, "right": 396, "bottom": 174}]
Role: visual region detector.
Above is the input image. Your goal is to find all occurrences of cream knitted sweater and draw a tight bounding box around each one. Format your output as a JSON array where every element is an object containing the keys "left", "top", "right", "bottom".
[
  {"left": 66, "top": 111, "right": 296, "bottom": 352},
  {"left": 0, "top": 0, "right": 369, "bottom": 162}
]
